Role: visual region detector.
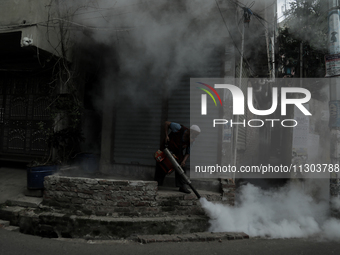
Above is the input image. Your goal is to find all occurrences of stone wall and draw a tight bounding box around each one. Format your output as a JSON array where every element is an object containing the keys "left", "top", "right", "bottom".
[
  {"left": 44, "top": 176, "right": 158, "bottom": 217},
  {"left": 43, "top": 176, "right": 234, "bottom": 217}
]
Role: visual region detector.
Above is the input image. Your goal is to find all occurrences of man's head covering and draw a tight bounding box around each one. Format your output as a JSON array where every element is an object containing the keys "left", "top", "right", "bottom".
[{"left": 190, "top": 125, "right": 201, "bottom": 133}]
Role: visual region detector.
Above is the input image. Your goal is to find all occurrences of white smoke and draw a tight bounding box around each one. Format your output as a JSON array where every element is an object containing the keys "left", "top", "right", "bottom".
[{"left": 200, "top": 182, "right": 340, "bottom": 240}]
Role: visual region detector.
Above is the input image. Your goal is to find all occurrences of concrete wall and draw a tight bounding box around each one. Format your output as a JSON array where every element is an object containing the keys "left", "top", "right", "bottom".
[
  {"left": 0, "top": 0, "right": 47, "bottom": 26},
  {"left": 0, "top": 0, "right": 71, "bottom": 58}
]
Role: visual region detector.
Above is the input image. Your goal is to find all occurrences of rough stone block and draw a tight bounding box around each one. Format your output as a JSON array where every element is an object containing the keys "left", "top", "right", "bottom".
[
  {"left": 179, "top": 201, "right": 193, "bottom": 206},
  {"left": 114, "top": 207, "right": 132, "bottom": 213},
  {"left": 140, "top": 196, "right": 156, "bottom": 201},
  {"left": 128, "top": 191, "right": 144, "bottom": 197},
  {"left": 76, "top": 184, "right": 89, "bottom": 191},
  {"left": 98, "top": 180, "right": 114, "bottom": 185},
  {"left": 149, "top": 201, "right": 158, "bottom": 207},
  {"left": 57, "top": 176, "right": 73, "bottom": 183},
  {"left": 84, "top": 179, "right": 98, "bottom": 185},
  {"left": 78, "top": 193, "right": 92, "bottom": 199},
  {"left": 145, "top": 191, "right": 157, "bottom": 196},
  {"left": 72, "top": 198, "right": 84, "bottom": 204},
  {"left": 120, "top": 186, "right": 136, "bottom": 191},
  {"left": 104, "top": 186, "right": 120, "bottom": 191},
  {"left": 113, "top": 180, "right": 129, "bottom": 186},
  {"left": 115, "top": 196, "right": 125, "bottom": 201},
  {"left": 133, "top": 201, "right": 150, "bottom": 207},
  {"left": 134, "top": 186, "right": 145, "bottom": 191},
  {"left": 145, "top": 184, "right": 157, "bottom": 191},
  {"left": 183, "top": 194, "right": 196, "bottom": 200},
  {"left": 160, "top": 206, "right": 176, "bottom": 212},
  {"left": 137, "top": 207, "right": 159, "bottom": 214},
  {"left": 128, "top": 181, "right": 145, "bottom": 187},
  {"left": 160, "top": 200, "right": 180, "bottom": 206},
  {"left": 95, "top": 211, "right": 108, "bottom": 216},
  {"left": 117, "top": 201, "right": 131, "bottom": 207},
  {"left": 105, "top": 201, "right": 117, "bottom": 207},
  {"left": 90, "top": 185, "right": 105, "bottom": 190},
  {"left": 93, "top": 194, "right": 107, "bottom": 200},
  {"left": 125, "top": 196, "right": 141, "bottom": 201},
  {"left": 56, "top": 197, "right": 71, "bottom": 203}
]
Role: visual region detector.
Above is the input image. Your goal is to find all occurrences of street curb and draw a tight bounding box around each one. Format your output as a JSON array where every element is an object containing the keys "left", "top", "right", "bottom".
[
  {"left": 2, "top": 225, "right": 20, "bottom": 232},
  {"left": 137, "top": 232, "right": 250, "bottom": 243},
  {"left": 5, "top": 198, "right": 42, "bottom": 208},
  {"left": 0, "top": 204, "right": 209, "bottom": 239},
  {"left": 0, "top": 219, "right": 10, "bottom": 227}
]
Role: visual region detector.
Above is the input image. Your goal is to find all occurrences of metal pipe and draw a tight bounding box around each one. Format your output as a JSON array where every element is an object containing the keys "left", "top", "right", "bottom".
[
  {"left": 233, "top": 21, "right": 245, "bottom": 181},
  {"left": 329, "top": 0, "right": 340, "bottom": 217},
  {"left": 163, "top": 148, "right": 201, "bottom": 199}
]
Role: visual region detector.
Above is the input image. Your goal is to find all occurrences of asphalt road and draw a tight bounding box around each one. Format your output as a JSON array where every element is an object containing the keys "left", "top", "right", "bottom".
[{"left": 1, "top": 229, "right": 340, "bottom": 255}]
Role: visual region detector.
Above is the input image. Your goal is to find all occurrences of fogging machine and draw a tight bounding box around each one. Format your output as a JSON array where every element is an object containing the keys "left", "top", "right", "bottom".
[{"left": 154, "top": 148, "right": 201, "bottom": 199}]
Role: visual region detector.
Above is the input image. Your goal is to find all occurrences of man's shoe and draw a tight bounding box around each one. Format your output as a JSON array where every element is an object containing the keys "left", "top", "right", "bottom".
[{"left": 179, "top": 186, "right": 191, "bottom": 194}]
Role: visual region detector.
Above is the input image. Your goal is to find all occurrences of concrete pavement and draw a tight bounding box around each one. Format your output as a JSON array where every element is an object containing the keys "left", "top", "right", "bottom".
[
  {"left": 0, "top": 163, "right": 42, "bottom": 206},
  {"left": 0, "top": 164, "right": 26, "bottom": 204},
  {"left": 1, "top": 227, "right": 340, "bottom": 255}
]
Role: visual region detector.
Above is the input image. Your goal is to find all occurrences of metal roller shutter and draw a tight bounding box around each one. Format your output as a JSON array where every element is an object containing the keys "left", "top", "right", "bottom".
[
  {"left": 113, "top": 89, "right": 162, "bottom": 166},
  {"left": 113, "top": 47, "right": 223, "bottom": 168},
  {"left": 169, "top": 47, "right": 223, "bottom": 170},
  {"left": 168, "top": 78, "right": 190, "bottom": 128}
]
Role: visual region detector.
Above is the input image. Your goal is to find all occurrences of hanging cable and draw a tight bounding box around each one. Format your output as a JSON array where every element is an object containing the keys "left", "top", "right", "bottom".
[{"left": 215, "top": 0, "right": 258, "bottom": 76}]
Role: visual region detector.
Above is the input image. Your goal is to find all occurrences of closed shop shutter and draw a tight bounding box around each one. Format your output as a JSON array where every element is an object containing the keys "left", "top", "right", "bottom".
[
  {"left": 169, "top": 48, "right": 223, "bottom": 170},
  {"left": 113, "top": 89, "right": 162, "bottom": 166},
  {"left": 168, "top": 77, "right": 190, "bottom": 128},
  {"left": 113, "top": 48, "right": 223, "bottom": 167}
]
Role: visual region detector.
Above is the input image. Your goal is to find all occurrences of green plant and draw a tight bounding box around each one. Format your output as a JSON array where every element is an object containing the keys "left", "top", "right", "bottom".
[{"left": 278, "top": 0, "right": 328, "bottom": 78}]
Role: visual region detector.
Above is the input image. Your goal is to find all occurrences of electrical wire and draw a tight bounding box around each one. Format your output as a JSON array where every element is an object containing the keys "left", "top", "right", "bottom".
[
  {"left": 0, "top": 16, "right": 132, "bottom": 32},
  {"left": 0, "top": 1, "right": 273, "bottom": 33},
  {"left": 0, "top": 1, "right": 323, "bottom": 31},
  {"left": 74, "top": 11, "right": 135, "bottom": 22},
  {"left": 258, "top": 0, "right": 277, "bottom": 13},
  {"left": 215, "top": 0, "right": 258, "bottom": 77},
  {"left": 61, "top": 0, "right": 163, "bottom": 20},
  {"left": 37, "top": 23, "right": 134, "bottom": 32},
  {"left": 61, "top": 1, "right": 139, "bottom": 18},
  {"left": 0, "top": 0, "right": 283, "bottom": 73}
]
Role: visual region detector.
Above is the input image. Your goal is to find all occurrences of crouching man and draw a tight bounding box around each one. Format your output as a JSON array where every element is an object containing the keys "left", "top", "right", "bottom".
[{"left": 155, "top": 121, "right": 201, "bottom": 194}]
